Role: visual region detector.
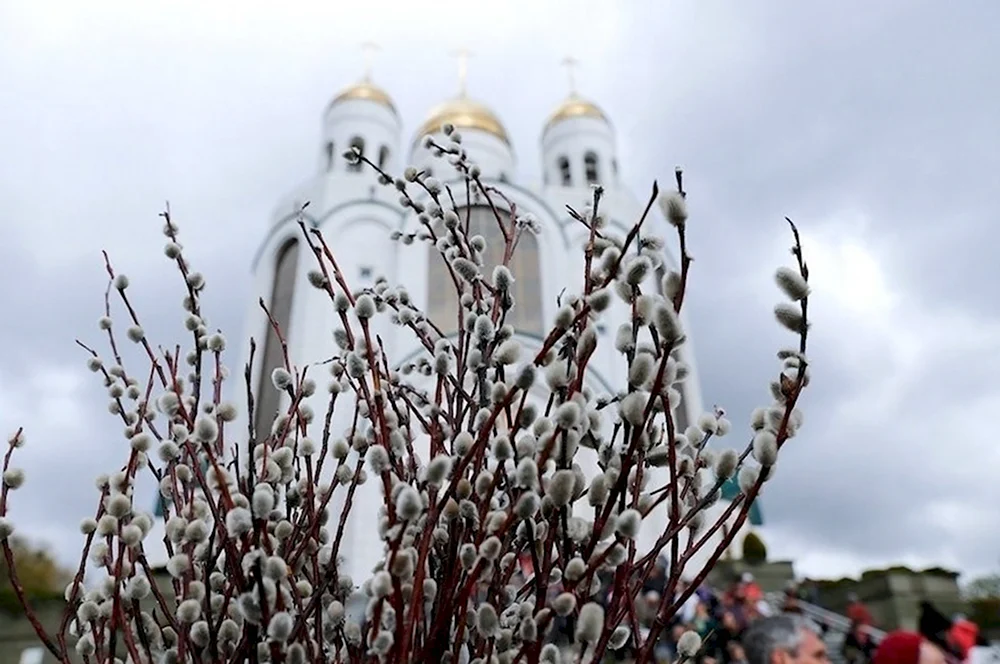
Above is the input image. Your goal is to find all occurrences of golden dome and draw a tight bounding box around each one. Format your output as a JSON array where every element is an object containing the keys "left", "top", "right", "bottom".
[
  {"left": 330, "top": 80, "right": 397, "bottom": 114},
  {"left": 415, "top": 96, "right": 509, "bottom": 145},
  {"left": 544, "top": 94, "right": 608, "bottom": 134}
]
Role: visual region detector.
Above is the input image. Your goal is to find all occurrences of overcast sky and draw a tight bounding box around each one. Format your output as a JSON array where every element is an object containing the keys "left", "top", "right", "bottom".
[{"left": 1, "top": 0, "right": 998, "bottom": 583}]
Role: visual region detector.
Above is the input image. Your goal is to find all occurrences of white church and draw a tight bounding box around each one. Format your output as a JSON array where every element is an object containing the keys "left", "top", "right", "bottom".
[{"left": 234, "top": 55, "right": 757, "bottom": 590}]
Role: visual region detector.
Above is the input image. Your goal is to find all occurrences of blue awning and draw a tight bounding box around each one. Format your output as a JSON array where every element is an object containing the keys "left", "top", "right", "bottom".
[
  {"left": 720, "top": 477, "right": 764, "bottom": 526},
  {"left": 154, "top": 494, "right": 170, "bottom": 518}
]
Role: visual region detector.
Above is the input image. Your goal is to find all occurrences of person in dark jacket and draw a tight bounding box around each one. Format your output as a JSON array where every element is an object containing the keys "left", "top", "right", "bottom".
[
  {"left": 843, "top": 621, "right": 878, "bottom": 664},
  {"left": 783, "top": 582, "right": 803, "bottom": 615},
  {"left": 918, "top": 601, "right": 962, "bottom": 661},
  {"left": 709, "top": 611, "right": 747, "bottom": 664}
]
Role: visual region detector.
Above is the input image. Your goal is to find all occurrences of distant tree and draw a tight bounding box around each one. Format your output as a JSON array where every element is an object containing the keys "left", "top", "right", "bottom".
[
  {"left": 964, "top": 572, "right": 1000, "bottom": 600},
  {"left": 962, "top": 569, "right": 1000, "bottom": 631},
  {"left": 0, "top": 536, "right": 71, "bottom": 613},
  {"left": 742, "top": 530, "right": 768, "bottom": 564}
]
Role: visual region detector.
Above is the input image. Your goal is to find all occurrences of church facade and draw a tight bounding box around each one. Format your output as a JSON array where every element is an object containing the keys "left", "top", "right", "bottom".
[{"left": 236, "top": 63, "right": 756, "bottom": 588}]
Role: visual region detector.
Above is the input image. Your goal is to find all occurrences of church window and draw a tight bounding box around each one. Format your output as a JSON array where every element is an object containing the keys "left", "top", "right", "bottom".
[
  {"left": 378, "top": 145, "right": 390, "bottom": 170},
  {"left": 584, "top": 152, "right": 600, "bottom": 185},
  {"left": 427, "top": 206, "right": 543, "bottom": 336},
  {"left": 611, "top": 158, "right": 619, "bottom": 177},
  {"left": 255, "top": 239, "right": 299, "bottom": 438},
  {"left": 557, "top": 157, "right": 571, "bottom": 186},
  {"left": 347, "top": 136, "right": 365, "bottom": 172},
  {"left": 360, "top": 266, "right": 373, "bottom": 280},
  {"left": 325, "top": 141, "right": 335, "bottom": 171}
]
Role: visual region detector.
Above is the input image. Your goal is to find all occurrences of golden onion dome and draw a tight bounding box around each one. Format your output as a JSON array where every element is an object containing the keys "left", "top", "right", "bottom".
[
  {"left": 415, "top": 96, "right": 509, "bottom": 145},
  {"left": 329, "top": 80, "right": 397, "bottom": 115},
  {"left": 543, "top": 94, "right": 609, "bottom": 134}
]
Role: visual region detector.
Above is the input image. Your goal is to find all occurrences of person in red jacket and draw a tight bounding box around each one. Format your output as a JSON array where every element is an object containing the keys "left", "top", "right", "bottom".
[
  {"left": 846, "top": 593, "right": 875, "bottom": 627},
  {"left": 947, "top": 615, "right": 979, "bottom": 661},
  {"left": 874, "top": 631, "right": 948, "bottom": 664},
  {"left": 742, "top": 572, "right": 764, "bottom": 604}
]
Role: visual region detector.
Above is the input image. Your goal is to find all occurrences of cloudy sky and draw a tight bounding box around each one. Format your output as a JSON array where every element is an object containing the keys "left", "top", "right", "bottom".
[{"left": 1, "top": 0, "right": 998, "bottom": 583}]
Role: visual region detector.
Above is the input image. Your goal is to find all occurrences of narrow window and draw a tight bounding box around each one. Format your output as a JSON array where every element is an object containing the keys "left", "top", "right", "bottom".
[
  {"left": 584, "top": 152, "right": 599, "bottom": 184},
  {"left": 378, "top": 145, "right": 390, "bottom": 170},
  {"left": 325, "top": 141, "right": 335, "bottom": 171},
  {"left": 611, "top": 158, "right": 619, "bottom": 177},
  {"left": 347, "top": 136, "right": 365, "bottom": 172},
  {"left": 557, "top": 157, "right": 571, "bottom": 186},
  {"left": 255, "top": 240, "right": 299, "bottom": 438}
]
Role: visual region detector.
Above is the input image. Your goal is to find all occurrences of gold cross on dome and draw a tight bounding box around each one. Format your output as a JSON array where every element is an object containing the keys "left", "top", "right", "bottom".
[
  {"left": 451, "top": 47, "right": 473, "bottom": 96},
  {"left": 360, "top": 41, "right": 380, "bottom": 82},
  {"left": 561, "top": 56, "right": 580, "bottom": 96}
]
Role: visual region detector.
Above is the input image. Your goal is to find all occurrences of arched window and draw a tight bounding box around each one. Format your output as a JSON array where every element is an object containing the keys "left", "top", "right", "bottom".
[
  {"left": 557, "top": 157, "right": 571, "bottom": 186},
  {"left": 347, "top": 136, "right": 365, "bottom": 172},
  {"left": 325, "top": 142, "right": 335, "bottom": 171},
  {"left": 378, "top": 145, "right": 390, "bottom": 170},
  {"left": 255, "top": 239, "right": 299, "bottom": 438},
  {"left": 427, "top": 207, "right": 543, "bottom": 336},
  {"left": 584, "top": 152, "right": 599, "bottom": 185}
]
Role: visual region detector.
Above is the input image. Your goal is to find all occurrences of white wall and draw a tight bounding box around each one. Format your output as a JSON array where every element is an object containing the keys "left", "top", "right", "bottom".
[{"left": 237, "top": 93, "right": 727, "bottom": 591}]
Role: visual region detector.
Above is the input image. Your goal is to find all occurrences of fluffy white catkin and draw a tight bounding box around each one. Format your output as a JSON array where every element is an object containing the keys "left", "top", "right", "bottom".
[
  {"left": 678, "top": 630, "right": 703, "bottom": 657},
  {"left": 774, "top": 266, "right": 810, "bottom": 301},
  {"left": 575, "top": 602, "right": 605, "bottom": 644}
]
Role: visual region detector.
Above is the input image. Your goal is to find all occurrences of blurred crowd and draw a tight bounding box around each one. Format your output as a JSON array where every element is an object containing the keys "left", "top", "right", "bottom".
[
  {"left": 524, "top": 553, "right": 786, "bottom": 663},
  {"left": 604, "top": 565, "right": 780, "bottom": 664},
  {"left": 516, "top": 552, "right": 991, "bottom": 664}
]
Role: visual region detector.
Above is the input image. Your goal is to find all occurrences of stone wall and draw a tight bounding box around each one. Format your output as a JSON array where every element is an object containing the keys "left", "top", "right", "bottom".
[
  {"left": 708, "top": 559, "right": 797, "bottom": 593},
  {"left": 810, "top": 567, "right": 966, "bottom": 631},
  {"left": 0, "top": 600, "right": 73, "bottom": 664}
]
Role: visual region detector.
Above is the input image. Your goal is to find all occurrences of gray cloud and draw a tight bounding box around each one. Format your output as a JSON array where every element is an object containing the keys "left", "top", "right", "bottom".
[{"left": 1, "top": 0, "right": 997, "bottom": 582}]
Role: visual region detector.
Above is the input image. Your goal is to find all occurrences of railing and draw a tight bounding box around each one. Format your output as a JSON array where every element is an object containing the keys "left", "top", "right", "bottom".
[{"left": 764, "top": 592, "right": 887, "bottom": 640}]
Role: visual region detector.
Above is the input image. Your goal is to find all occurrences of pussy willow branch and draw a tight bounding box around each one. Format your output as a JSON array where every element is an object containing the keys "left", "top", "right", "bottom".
[{"left": 5, "top": 135, "right": 811, "bottom": 664}]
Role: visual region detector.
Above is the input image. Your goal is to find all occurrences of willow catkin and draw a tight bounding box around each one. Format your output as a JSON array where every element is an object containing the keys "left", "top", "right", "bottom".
[
  {"left": 548, "top": 470, "right": 576, "bottom": 507},
  {"left": 678, "top": 631, "right": 702, "bottom": 657},
  {"left": 575, "top": 602, "right": 604, "bottom": 644},
  {"left": 774, "top": 266, "right": 810, "bottom": 301},
  {"left": 752, "top": 430, "right": 779, "bottom": 465}
]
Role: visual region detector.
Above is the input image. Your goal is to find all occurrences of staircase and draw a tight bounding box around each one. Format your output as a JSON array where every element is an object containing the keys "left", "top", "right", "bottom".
[{"left": 764, "top": 592, "right": 887, "bottom": 664}]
